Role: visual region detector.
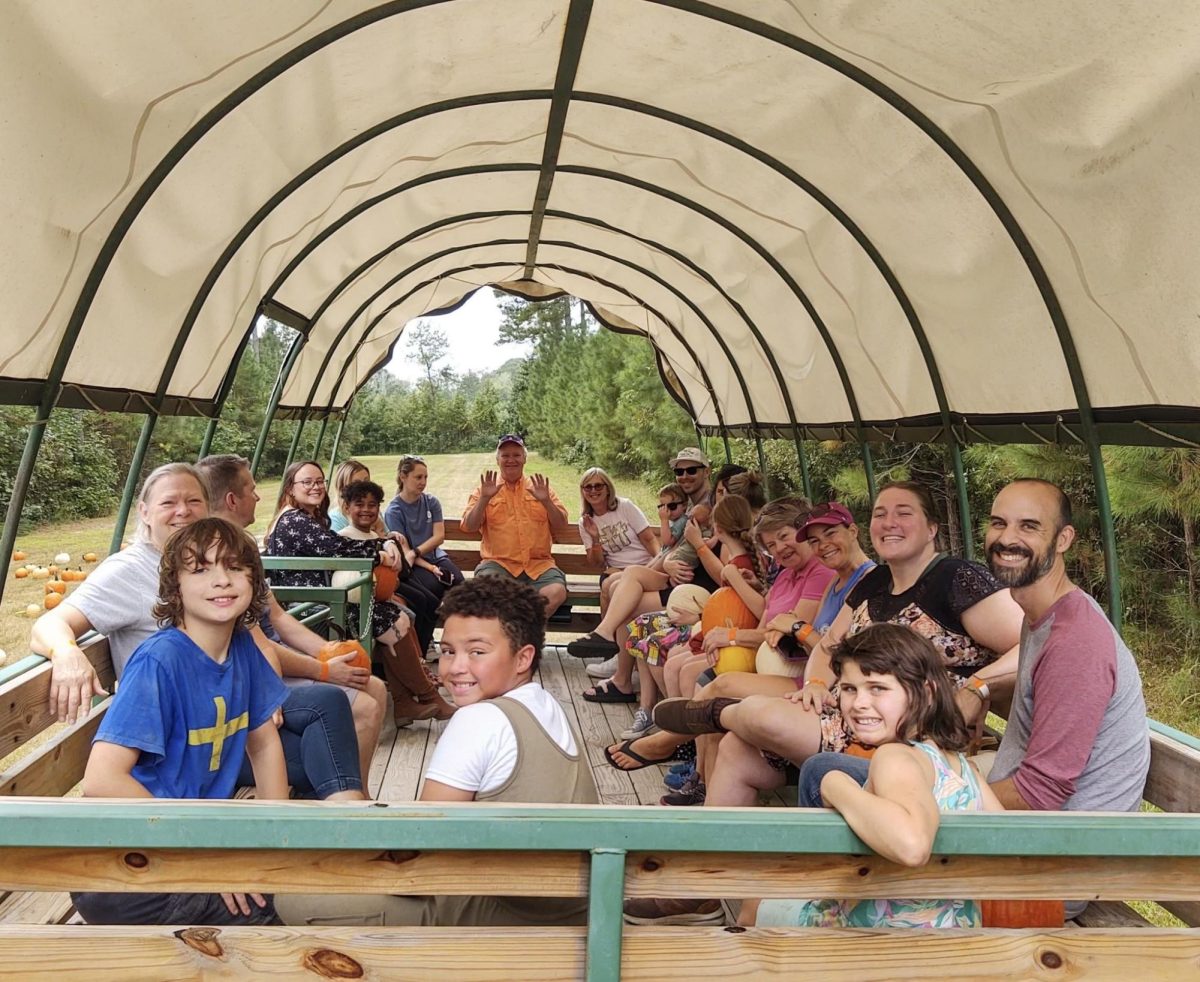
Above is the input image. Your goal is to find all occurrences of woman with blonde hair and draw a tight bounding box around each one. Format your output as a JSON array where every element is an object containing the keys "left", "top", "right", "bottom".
[{"left": 578, "top": 467, "right": 658, "bottom": 578}]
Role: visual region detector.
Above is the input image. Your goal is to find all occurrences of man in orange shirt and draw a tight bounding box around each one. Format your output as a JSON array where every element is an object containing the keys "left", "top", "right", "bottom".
[{"left": 461, "top": 435, "right": 569, "bottom": 619}]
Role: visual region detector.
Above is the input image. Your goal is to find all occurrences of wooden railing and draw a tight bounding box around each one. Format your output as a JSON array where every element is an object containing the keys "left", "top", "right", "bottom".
[{"left": 0, "top": 799, "right": 1196, "bottom": 979}]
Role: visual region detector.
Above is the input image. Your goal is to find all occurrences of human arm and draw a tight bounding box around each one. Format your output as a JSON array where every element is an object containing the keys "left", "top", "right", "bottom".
[
  {"left": 820, "top": 743, "right": 942, "bottom": 867},
  {"left": 721, "top": 565, "right": 766, "bottom": 620},
  {"left": 955, "top": 587, "right": 1023, "bottom": 724},
  {"left": 530, "top": 475, "right": 569, "bottom": 531},
  {"left": 266, "top": 594, "right": 326, "bottom": 656},
  {"left": 580, "top": 514, "right": 605, "bottom": 571},
  {"left": 82, "top": 742, "right": 154, "bottom": 798},
  {"left": 419, "top": 779, "right": 477, "bottom": 802},
  {"left": 784, "top": 603, "right": 855, "bottom": 709},
  {"left": 245, "top": 720, "right": 289, "bottom": 800},
  {"left": 636, "top": 525, "right": 659, "bottom": 557},
  {"left": 762, "top": 598, "right": 823, "bottom": 650},
  {"left": 31, "top": 603, "right": 107, "bottom": 723},
  {"left": 459, "top": 477, "right": 497, "bottom": 534}
]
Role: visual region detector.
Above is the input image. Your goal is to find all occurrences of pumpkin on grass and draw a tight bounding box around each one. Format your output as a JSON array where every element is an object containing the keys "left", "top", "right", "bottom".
[
  {"left": 24, "top": 604, "right": 41, "bottom": 617},
  {"left": 13, "top": 568, "right": 29, "bottom": 579},
  {"left": 12, "top": 550, "right": 26, "bottom": 562},
  {"left": 83, "top": 552, "right": 99, "bottom": 563},
  {"left": 44, "top": 580, "right": 66, "bottom": 595},
  {"left": 43, "top": 592, "right": 64, "bottom": 610}
]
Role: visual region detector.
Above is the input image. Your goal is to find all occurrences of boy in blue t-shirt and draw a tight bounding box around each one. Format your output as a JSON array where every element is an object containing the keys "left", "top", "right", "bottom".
[{"left": 73, "top": 517, "right": 290, "bottom": 926}]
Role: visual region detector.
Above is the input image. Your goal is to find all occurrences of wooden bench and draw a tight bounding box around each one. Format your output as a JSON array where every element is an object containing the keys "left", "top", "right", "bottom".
[
  {"left": 0, "top": 798, "right": 1197, "bottom": 980},
  {"left": 442, "top": 517, "right": 604, "bottom": 636}
]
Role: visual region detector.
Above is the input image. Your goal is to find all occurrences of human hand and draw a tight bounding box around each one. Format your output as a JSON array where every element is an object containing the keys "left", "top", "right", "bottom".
[
  {"left": 380, "top": 541, "right": 401, "bottom": 567},
  {"left": 479, "top": 470, "right": 500, "bottom": 498},
  {"left": 271, "top": 707, "right": 284, "bottom": 728},
  {"left": 221, "top": 893, "right": 269, "bottom": 917},
  {"left": 323, "top": 652, "right": 370, "bottom": 690},
  {"left": 702, "top": 628, "right": 731, "bottom": 653},
  {"left": 49, "top": 644, "right": 107, "bottom": 724},
  {"left": 954, "top": 686, "right": 985, "bottom": 727},
  {"left": 784, "top": 680, "right": 834, "bottom": 711},
  {"left": 663, "top": 558, "right": 693, "bottom": 586},
  {"left": 529, "top": 473, "right": 552, "bottom": 502},
  {"left": 582, "top": 514, "right": 599, "bottom": 539},
  {"left": 404, "top": 548, "right": 418, "bottom": 567},
  {"left": 764, "top": 628, "right": 784, "bottom": 648},
  {"left": 767, "top": 614, "right": 796, "bottom": 635},
  {"left": 683, "top": 518, "right": 703, "bottom": 547}
]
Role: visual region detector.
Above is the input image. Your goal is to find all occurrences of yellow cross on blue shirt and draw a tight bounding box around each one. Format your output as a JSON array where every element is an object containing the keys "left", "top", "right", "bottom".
[{"left": 187, "top": 696, "right": 249, "bottom": 772}]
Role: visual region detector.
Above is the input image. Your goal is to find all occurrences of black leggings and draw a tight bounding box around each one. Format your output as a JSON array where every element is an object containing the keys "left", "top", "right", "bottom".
[{"left": 393, "top": 576, "right": 440, "bottom": 652}]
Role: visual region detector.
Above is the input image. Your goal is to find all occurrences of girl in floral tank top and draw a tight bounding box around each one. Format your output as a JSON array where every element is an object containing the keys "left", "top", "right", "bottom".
[{"left": 754, "top": 623, "right": 1003, "bottom": 929}]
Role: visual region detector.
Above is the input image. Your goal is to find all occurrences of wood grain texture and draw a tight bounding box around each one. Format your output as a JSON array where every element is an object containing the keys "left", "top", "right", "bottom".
[
  {"left": 0, "top": 924, "right": 586, "bottom": 980},
  {"left": 1160, "top": 900, "right": 1200, "bottom": 926},
  {"left": 556, "top": 649, "right": 639, "bottom": 805},
  {"left": 0, "top": 847, "right": 589, "bottom": 896},
  {"left": 0, "top": 698, "right": 109, "bottom": 797},
  {"left": 622, "top": 851, "right": 1200, "bottom": 901},
  {"left": 1144, "top": 729, "right": 1200, "bottom": 812},
  {"left": 0, "top": 638, "right": 114, "bottom": 753},
  {"left": 0, "top": 889, "right": 74, "bottom": 924},
  {"left": 0, "top": 926, "right": 1195, "bottom": 981}
]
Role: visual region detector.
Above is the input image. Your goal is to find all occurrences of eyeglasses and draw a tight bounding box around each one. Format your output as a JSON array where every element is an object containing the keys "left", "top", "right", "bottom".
[
  {"left": 673, "top": 466, "right": 703, "bottom": 476},
  {"left": 658, "top": 501, "right": 686, "bottom": 511},
  {"left": 294, "top": 478, "right": 326, "bottom": 489},
  {"left": 581, "top": 483, "right": 608, "bottom": 493}
]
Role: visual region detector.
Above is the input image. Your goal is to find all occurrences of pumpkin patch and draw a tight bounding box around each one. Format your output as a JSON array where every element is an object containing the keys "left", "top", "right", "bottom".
[{"left": 43, "top": 592, "right": 63, "bottom": 610}]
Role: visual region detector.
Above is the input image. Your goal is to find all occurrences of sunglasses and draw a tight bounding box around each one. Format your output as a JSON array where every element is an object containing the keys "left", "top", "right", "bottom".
[
  {"left": 658, "top": 501, "right": 686, "bottom": 511},
  {"left": 797, "top": 502, "right": 847, "bottom": 526},
  {"left": 401, "top": 455, "right": 425, "bottom": 464},
  {"left": 673, "top": 465, "right": 703, "bottom": 476},
  {"left": 581, "top": 483, "right": 608, "bottom": 493}
]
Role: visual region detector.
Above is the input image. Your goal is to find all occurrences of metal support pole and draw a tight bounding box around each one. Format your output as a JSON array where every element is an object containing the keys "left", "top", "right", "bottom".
[
  {"left": 948, "top": 441, "right": 974, "bottom": 561},
  {"left": 0, "top": 410, "right": 52, "bottom": 609},
  {"left": 197, "top": 416, "right": 219, "bottom": 461},
  {"left": 284, "top": 415, "right": 307, "bottom": 474},
  {"left": 585, "top": 848, "right": 626, "bottom": 982},
  {"left": 720, "top": 429, "right": 732, "bottom": 465},
  {"left": 753, "top": 432, "right": 767, "bottom": 476},
  {"left": 311, "top": 415, "right": 330, "bottom": 463},
  {"left": 251, "top": 333, "right": 305, "bottom": 477},
  {"left": 327, "top": 412, "right": 348, "bottom": 474},
  {"left": 110, "top": 413, "right": 158, "bottom": 553},
  {"left": 861, "top": 441, "right": 877, "bottom": 503},
  {"left": 795, "top": 433, "right": 813, "bottom": 500},
  {"left": 1089, "top": 444, "right": 1122, "bottom": 630}
]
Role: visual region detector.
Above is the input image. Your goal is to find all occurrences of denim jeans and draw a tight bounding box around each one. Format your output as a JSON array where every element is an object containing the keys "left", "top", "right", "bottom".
[
  {"left": 73, "top": 889, "right": 280, "bottom": 925},
  {"left": 797, "top": 752, "right": 870, "bottom": 807},
  {"left": 238, "top": 683, "right": 362, "bottom": 798}
]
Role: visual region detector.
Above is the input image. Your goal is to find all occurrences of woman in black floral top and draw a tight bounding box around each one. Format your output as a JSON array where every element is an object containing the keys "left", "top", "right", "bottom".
[
  {"left": 267, "top": 460, "right": 453, "bottom": 726},
  {"left": 686, "top": 482, "right": 1025, "bottom": 809}
]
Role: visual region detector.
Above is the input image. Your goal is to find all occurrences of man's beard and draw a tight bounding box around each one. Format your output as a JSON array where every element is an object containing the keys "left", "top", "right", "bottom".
[{"left": 988, "top": 540, "right": 1056, "bottom": 589}]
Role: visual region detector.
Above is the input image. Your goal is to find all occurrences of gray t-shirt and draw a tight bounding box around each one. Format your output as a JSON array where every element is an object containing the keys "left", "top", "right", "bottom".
[
  {"left": 991, "top": 589, "right": 1149, "bottom": 812},
  {"left": 65, "top": 540, "right": 162, "bottom": 678}
]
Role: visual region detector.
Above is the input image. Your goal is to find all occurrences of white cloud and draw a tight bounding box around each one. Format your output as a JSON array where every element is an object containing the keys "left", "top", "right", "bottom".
[{"left": 384, "top": 287, "right": 531, "bottom": 382}]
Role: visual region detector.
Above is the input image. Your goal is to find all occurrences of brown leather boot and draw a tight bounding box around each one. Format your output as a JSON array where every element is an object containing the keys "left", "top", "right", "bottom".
[{"left": 383, "top": 634, "right": 456, "bottom": 724}]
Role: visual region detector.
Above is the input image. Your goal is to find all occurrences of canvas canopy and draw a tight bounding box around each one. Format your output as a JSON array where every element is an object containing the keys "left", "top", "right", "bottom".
[{"left": 3, "top": 0, "right": 1200, "bottom": 447}]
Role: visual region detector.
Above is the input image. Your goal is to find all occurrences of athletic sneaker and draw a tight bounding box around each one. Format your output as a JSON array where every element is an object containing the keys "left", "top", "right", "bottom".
[
  {"left": 662, "top": 762, "right": 695, "bottom": 790},
  {"left": 586, "top": 653, "right": 619, "bottom": 679},
  {"left": 623, "top": 897, "right": 725, "bottom": 926},
  {"left": 620, "top": 708, "right": 656, "bottom": 740},
  {"left": 660, "top": 776, "right": 706, "bottom": 807}
]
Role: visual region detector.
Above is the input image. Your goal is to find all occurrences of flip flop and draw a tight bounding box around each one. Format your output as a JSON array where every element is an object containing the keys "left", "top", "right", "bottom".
[
  {"left": 604, "top": 737, "right": 677, "bottom": 772},
  {"left": 582, "top": 678, "right": 637, "bottom": 703}
]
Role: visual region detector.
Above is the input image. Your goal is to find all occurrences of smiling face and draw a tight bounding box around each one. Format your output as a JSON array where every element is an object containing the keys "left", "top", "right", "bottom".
[
  {"left": 139, "top": 474, "right": 209, "bottom": 551},
  {"left": 289, "top": 463, "right": 328, "bottom": 514},
  {"left": 177, "top": 540, "right": 254, "bottom": 636},
  {"left": 870, "top": 487, "right": 937, "bottom": 565},
  {"left": 674, "top": 464, "right": 709, "bottom": 498},
  {"left": 805, "top": 522, "right": 859, "bottom": 572},
  {"left": 346, "top": 492, "right": 381, "bottom": 534},
  {"left": 496, "top": 442, "right": 527, "bottom": 484},
  {"left": 438, "top": 614, "right": 535, "bottom": 707},
  {"left": 758, "top": 524, "right": 812, "bottom": 570},
  {"left": 838, "top": 660, "right": 911, "bottom": 747},
  {"left": 985, "top": 482, "right": 1070, "bottom": 589},
  {"left": 400, "top": 462, "right": 428, "bottom": 496}
]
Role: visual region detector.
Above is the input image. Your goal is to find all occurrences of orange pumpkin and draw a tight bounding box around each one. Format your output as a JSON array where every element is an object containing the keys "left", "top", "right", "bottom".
[
  {"left": 43, "top": 592, "right": 63, "bottom": 610},
  {"left": 83, "top": 552, "right": 99, "bottom": 563},
  {"left": 373, "top": 564, "right": 400, "bottom": 602},
  {"left": 12, "top": 550, "right": 26, "bottom": 561},
  {"left": 45, "top": 580, "right": 66, "bottom": 595},
  {"left": 317, "top": 639, "right": 371, "bottom": 673},
  {"left": 701, "top": 586, "right": 760, "bottom": 675},
  {"left": 14, "top": 568, "right": 29, "bottom": 579},
  {"left": 47, "top": 565, "right": 59, "bottom": 577}
]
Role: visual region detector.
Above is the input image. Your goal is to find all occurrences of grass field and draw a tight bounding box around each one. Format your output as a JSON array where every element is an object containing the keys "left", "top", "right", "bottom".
[{"left": 1, "top": 453, "right": 660, "bottom": 666}]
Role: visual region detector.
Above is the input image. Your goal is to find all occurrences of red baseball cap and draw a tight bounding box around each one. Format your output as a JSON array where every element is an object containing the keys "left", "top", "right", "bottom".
[{"left": 799, "top": 502, "right": 854, "bottom": 535}]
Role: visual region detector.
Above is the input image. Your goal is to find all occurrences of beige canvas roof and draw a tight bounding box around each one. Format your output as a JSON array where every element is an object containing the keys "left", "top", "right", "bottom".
[{"left": 3, "top": 0, "right": 1199, "bottom": 446}]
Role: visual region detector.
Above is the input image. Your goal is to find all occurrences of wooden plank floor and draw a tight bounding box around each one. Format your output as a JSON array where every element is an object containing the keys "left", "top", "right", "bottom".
[{"left": 370, "top": 645, "right": 672, "bottom": 805}]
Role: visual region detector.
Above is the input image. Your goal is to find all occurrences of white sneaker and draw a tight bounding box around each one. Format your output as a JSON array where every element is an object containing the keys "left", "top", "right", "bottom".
[{"left": 586, "top": 654, "right": 618, "bottom": 679}]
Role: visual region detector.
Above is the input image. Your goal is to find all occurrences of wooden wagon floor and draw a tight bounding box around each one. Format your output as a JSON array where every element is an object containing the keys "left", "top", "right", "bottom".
[{"left": 371, "top": 643, "right": 795, "bottom": 808}]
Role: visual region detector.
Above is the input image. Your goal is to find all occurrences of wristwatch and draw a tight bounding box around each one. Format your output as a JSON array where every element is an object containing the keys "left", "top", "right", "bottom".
[
  {"left": 966, "top": 676, "right": 991, "bottom": 702},
  {"left": 790, "top": 620, "right": 814, "bottom": 643}
]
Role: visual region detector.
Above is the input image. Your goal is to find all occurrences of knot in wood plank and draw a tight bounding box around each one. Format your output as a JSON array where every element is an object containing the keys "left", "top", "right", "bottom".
[
  {"left": 303, "top": 949, "right": 365, "bottom": 978},
  {"left": 175, "top": 927, "right": 223, "bottom": 958}
]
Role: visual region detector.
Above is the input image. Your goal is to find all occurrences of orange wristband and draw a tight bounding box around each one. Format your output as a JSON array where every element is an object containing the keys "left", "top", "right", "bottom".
[
  {"left": 319, "top": 660, "right": 330, "bottom": 682},
  {"left": 804, "top": 677, "right": 829, "bottom": 689}
]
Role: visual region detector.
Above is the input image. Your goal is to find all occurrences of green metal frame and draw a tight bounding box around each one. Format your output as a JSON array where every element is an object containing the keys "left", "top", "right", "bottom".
[
  {"left": 108, "top": 412, "right": 158, "bottom": 552},
  {"left": 251, "top": 331, "right": 306, "bottom": 477},
  {"left": 259, "top": 557, "right": 375, "bottom": 654},
  {"left": 327, "top": 408, "right": 348, "bottom": 473}
]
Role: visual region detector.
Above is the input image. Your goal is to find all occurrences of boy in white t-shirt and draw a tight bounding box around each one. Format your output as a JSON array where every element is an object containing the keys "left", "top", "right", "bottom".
[{"left": 275, "top": 577, "right": 596, "bottom": 927}]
